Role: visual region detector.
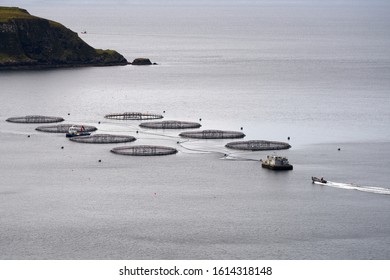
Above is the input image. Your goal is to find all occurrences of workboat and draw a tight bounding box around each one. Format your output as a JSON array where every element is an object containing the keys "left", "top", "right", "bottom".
[
  {"left": 261, "top": 155, "right": 293, "bottom": 170},
  {"left": 312, "top": 176, "right": 327, "bottom": 184},
  {"left": 66, "top": 125, "right": 90, "bottom": 138}
]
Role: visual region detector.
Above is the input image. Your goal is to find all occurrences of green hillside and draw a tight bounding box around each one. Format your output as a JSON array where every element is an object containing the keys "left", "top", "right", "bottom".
[{"left": 0, "top": 7, "right": 128, "bottom": 69}]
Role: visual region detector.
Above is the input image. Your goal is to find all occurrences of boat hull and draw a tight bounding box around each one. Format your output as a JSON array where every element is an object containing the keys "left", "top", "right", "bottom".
[
  {"left": 262, "top": 163, "right": 293, "bottom": 170},
  {"left": 66, "top": 132, "right": 91, "bottom": 138}
]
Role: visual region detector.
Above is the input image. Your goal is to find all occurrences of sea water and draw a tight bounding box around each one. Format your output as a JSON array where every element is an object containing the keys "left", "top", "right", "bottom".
[{"left": 0, "top": 0, "right": 390, "bottom": 259}]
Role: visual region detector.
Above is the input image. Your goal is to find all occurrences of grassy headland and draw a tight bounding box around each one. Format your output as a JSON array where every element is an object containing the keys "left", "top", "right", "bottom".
[{"left": 0, "top": 6, "right": 128, "bottom": 69}]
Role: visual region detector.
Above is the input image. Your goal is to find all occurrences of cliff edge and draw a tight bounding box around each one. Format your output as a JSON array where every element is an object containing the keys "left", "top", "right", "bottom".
[{"left": 0, "top": 7, "right": 128, "bottom": 70}]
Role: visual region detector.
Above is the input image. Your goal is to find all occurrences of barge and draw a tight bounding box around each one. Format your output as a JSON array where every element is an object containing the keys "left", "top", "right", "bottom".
[{"left": 261, "top": 155, "right": 293, "bottom": 170}]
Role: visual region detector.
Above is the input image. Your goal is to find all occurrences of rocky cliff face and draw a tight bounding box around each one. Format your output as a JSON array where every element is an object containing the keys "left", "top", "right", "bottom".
[{"left": 0, "top": 7, "right": 128, "bottom": 69}]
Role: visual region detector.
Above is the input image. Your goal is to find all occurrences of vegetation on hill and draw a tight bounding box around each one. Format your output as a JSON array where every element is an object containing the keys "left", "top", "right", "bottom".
[{"left": 0, "top": 6, "right": 128, "bottom": 69}]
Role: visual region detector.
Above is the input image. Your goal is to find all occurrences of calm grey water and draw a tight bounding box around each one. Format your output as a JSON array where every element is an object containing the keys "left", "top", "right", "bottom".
[{"left": 1, "top": 0, "right": 390, "bottom": 259}]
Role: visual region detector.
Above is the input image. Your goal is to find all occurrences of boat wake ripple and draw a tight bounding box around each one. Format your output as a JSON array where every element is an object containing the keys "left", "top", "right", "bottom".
[{"left": 314, "top": 181, "right": 390, "bottom": 195}]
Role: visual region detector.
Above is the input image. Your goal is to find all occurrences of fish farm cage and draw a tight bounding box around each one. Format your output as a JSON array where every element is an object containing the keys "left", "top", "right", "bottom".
[
  {"left": 111, "top": 145, "right": 178, "bottom": 156},
  {"left": 179, "top": 130, "right": 245, "bottom": 139},
  {"left": 104, "top": 112, "right": 163, "bottom": 120},
  {"left": 69, "top": 134, "right": 136, "bottom": 144},
  {"left": 139, "top": 120, "right": 201, "bottom": 129},
  {"left": 36, "top": 124, "right": 97, "bottom": 133},
  {"left": 225, "top": 140, "right": 291, "bottom": 151},
  {"left": 6, "top": 115, "right": 64, "bottom": 123}
]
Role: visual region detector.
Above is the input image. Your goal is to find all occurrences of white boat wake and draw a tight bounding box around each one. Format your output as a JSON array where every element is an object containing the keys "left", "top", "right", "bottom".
[{"left": 314, "top": 181, "right": 390, "bottom": 195}]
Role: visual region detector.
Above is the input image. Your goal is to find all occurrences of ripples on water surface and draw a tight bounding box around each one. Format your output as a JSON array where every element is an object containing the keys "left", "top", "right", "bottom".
[{"left": 1, "top": 0, "right": 390, "bottom": 259}]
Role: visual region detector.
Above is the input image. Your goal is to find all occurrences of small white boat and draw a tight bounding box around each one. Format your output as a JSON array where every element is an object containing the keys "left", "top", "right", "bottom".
[
  {"left": 312, "top": 176, "right": 327, "bottom": 184},
  {"left": 66, "top": 125, "right": 90, "bottom": 138}
]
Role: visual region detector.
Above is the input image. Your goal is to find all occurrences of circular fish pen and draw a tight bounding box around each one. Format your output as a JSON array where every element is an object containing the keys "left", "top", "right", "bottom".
[
  {"left": 36, "top": 124, "right": 97, "bottom": 133},
  {"left": 111, "top": 145, "right": 178, "bottom": 156},
  {"left": 6, "top": 115, "right": 64, "bottom": 123},
  {"left": 69, "top": 134, "right": 136, "bottom": 144},
  {"left": 225, "top": 140, "right": 291, "bottom": 151},
  {"left": 105, "top": 112, "right": 163, "bottom": 120},
  {"left": 139, "top": 120, "right": 201, "bottom": 129},
  {"left": 179, "top": 130, "right": 245, "bottom": 139}
]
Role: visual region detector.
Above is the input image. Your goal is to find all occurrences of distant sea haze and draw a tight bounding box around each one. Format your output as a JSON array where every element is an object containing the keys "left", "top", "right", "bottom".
[{"left": 0, "top": 0, "right": 390, "bottom": 259}]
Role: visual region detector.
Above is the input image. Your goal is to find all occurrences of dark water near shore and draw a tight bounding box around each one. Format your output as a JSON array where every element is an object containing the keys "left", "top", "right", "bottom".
[{"left": 1, "top": 0, "right": 390, "bottom": 259}]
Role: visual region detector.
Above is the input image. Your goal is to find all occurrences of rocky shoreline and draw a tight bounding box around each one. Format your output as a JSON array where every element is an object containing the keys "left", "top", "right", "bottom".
[{"left": 0, "top": 61, "right": 128, "bottom": 71}]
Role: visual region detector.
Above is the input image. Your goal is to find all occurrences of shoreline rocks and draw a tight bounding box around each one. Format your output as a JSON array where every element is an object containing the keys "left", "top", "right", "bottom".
[{"left": 130, "top": 58, "right": 157, "bottom": 65}]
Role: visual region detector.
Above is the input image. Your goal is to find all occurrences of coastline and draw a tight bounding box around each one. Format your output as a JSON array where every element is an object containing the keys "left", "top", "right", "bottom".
[{"left": 0, "top": 61, "right": 129, "bottom": 71}]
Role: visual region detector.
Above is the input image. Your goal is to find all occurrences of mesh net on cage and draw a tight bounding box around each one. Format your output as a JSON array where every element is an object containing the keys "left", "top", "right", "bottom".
[
  {"left": 6, "top": 115, "right": 64, "bottom": 123},
  {"left": 225, "top": 140, "right": 291, "bottom": 151},
  {"left": 69, "top": 134, "right": 136, "bottom": 144},
  {"left": 179, "top": 130, "right": 245, "bottom": 139},
  {"left": 139, "top": 120, "right": 201, "bottom": 129},
  {"left": 111, "top": 145, "right": 178, "bottom": 156},
  {"left": 104, "top": 112, "right": 163, "bottom": 120},
  {"left": 36, "top": 124, "right": 97, "bottom": 133}
]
